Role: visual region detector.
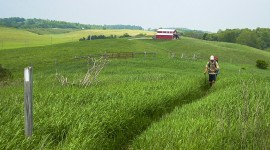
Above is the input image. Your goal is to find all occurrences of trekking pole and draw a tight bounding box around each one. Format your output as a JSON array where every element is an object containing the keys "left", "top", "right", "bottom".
[{"left": 204, "top": 73, "right": 207, "bottom": 85}]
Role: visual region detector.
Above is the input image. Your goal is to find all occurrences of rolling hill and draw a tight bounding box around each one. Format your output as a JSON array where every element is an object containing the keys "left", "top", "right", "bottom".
[
  {"left": 0, "top": 32, "right": 270, "bottom": 149},
  {"left": 0, "top": 27, "right": 155, "bottom": 50}
]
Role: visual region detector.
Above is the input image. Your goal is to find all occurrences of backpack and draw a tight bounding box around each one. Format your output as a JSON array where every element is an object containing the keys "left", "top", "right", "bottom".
[
  {"left": 208, "top": 60, "right": 217, "bottom": 73},
  {"left": 214, "top": 56, "right": 218, "bottom": 62}
]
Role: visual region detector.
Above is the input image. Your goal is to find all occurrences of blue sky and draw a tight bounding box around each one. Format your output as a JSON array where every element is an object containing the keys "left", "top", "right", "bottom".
[{"left": 0, "top": 0, "right": 269, "bottom": 32}]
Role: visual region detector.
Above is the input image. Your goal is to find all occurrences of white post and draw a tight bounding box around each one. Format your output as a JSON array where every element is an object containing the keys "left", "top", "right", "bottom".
[{"left": 24, "top": 66, "right": 33, "bottom": 137}]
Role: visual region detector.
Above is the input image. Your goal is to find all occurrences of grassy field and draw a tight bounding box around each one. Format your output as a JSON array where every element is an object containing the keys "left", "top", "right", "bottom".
[
  {"left": 265, "top": 47, "right": 270, "bottom": 52},
  {"left": 0, "top": 27, "right": 155, "bottom": 50},
  {"left": 0, "top": 35, "right": 270, "bottom": 149}
]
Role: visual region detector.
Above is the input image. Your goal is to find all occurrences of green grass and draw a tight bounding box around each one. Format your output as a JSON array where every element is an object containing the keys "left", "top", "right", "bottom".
[
  {"left": 265, "top": 47, "right": 270, "bottom": 52},
  {"left": 26, "top": 28, "right": 80, "bottom": 35},
  {"left": 0, "top": 27, "right": 155, "bottom": 50},
  {"left": 0, "top": 36, "right": 270, "bottom": 149},
  {"left": 131, "top": 76, "right": 270, "bottom": 149}
]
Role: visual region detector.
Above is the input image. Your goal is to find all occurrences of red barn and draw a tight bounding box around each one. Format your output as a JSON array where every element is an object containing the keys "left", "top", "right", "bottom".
[{"left": 155, "top": 29, "right": 179, "bottom": 40}]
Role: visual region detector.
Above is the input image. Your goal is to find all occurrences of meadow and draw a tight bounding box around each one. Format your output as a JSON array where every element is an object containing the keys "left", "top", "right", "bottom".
[
  {"left": 0, "top": 27, "right": 155, "bottom": 50},
  {"left": 0, "top": 33, "right": 270, "bottom": 149}
]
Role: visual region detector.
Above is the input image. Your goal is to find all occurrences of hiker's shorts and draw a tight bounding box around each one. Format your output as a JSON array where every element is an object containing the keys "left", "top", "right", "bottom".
[{"left": 209, "top": 74, "right": 216, "bottom": 82}]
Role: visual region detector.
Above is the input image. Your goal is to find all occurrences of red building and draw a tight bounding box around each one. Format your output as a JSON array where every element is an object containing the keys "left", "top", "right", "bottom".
[{"left": 155, "top": 29, "right": 179, "bottom": 40}]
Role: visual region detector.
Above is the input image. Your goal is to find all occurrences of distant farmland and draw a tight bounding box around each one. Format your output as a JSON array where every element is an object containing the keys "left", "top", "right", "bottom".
[{"left": 0, "top": 27, "right": 155, "bottom": 50}]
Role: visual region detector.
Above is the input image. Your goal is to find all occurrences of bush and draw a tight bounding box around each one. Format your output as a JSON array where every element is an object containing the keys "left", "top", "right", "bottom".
[
  {"left": 119, "top": 33, "right": 131, "bottom": 38},
  {"left": 0, "top": 64, "right": 13, "bottom": 82},
  {"left": 256, "top": 60, "right": 268, "bottom": 69}
]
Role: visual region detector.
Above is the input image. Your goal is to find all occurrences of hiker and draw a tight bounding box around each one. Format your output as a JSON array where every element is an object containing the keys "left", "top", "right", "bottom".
[{"left": 204, "top": 55, "right": 220, "bottom": 86}]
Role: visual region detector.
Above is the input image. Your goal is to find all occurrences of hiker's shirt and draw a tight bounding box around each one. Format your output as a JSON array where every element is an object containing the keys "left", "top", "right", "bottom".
[{"left": 206, "top": 61, "right": 219, "bottom": 75}]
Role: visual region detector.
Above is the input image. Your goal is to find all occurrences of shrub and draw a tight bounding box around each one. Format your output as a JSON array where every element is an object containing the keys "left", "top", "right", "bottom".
[
  {"left": 79, "top": 37, "right": 86, "bottom": 41},
  {"left": 256, "top": 60, "right": 268, "bottom": 69},
  {"left": 119, "top": 33, "right": 131, "bottom": 38}
]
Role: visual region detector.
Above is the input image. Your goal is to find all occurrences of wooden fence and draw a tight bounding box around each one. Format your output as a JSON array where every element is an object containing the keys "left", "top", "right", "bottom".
[{"left": 74, "top": 52, "right": 157, "bottom": 59}]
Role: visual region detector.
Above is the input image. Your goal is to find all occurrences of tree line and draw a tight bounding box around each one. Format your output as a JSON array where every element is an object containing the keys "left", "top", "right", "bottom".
[
  {"left": 203, "top": 28, "right": 270, "bottom": 50},
  {"left": 0, "top": 17, "right": 143, "bottom": 30},
  {"left": 79, "top": 35, "right": 117, "bottom": 41},
  {"left": 176, "top": 28, "right": 207, "bottom": 39},
  {"left": 79, "top": 33, "right": 132, "bottom": 41}
]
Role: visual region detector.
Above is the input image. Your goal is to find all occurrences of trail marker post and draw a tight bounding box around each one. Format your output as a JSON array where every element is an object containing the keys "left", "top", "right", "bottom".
[{"left": 24, "top": 66, "right": 33, "bottom": 137}]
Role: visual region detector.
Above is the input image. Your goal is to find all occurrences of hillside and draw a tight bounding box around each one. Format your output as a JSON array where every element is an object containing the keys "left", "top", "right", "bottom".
[
  {"left": 0, "top": 27, "right": 155, "bottom": 50},
  {"left": 0, "top": 37, "right": 270, "bottom": 149}
]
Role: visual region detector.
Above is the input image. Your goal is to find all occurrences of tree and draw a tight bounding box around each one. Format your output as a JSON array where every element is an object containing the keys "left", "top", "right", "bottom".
[
  {"left": 256, "top": 28, "right": 270, "bottom": 49},
  {"left": 236, "top": 29, "right": 259, "bottom": 48},
  {"left": 218, "top": 29, "right": 240, "bottom": 43}
]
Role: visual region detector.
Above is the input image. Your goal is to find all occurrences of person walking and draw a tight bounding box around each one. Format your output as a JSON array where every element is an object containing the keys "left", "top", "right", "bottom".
[{"left": 204, "top": 55, "right": 220, "bottom": 86}]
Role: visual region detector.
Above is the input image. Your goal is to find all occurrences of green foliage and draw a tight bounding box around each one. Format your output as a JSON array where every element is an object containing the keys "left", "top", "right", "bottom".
[
  {"left": 256, "top": 59, "right": 268, "bottom": 69},
  {"left": 0, "top": 17, "right": 143, "bottom": 30},
  {"left": 119, "top": 33, "right": 131, "bottom": 38},
  {"left": 79, "top": 35, "right": 117, "bottom": 41},
  {"left": 204, "top": 28, "right": 270, "bottom": 50},
  {"left": 104, "top": 24, "right": 143, "bottom": 30},
  {"left": 236, "top": 29, "right": 259, "bottom": 48},
  {"left": 218, "top": 29, "right": 240, "bottom": 43},
  {"left": 177, "top": 28, "right": 206, "bottom": 39}
]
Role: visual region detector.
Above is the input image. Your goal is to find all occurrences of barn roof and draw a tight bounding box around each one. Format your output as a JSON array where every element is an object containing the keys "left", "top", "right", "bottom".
[
  {"left": 157, "top": 29, "right": 176, "bottom": 32},
  {"left": 156, "top": 33, "right": 174, "bottom": 35}
]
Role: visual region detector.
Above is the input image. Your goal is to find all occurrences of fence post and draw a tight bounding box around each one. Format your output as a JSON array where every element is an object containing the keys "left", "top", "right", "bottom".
[{"left": 24, "top": 66, "right": 33, "bottom": 137}]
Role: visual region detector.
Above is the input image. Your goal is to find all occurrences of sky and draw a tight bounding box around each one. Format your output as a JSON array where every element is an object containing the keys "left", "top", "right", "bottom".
[{"left": 0, "top": 0, "right": 269, "bottom": 32}]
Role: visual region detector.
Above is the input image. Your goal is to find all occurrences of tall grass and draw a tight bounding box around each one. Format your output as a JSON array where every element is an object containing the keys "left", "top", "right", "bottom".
[
  {"left": 1, "top": 57, "right": 208, "bottom": 149},
  {"left": 131, "top": 75, "right": 270, "bottom": 149},
  {"left": 1, "top": 37, "right": 270, "bottom": 149}
]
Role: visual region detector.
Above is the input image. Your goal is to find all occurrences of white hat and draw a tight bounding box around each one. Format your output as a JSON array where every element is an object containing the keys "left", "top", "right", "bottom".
[{"left": 210, "top": 55, "right": 214, "bottom": 60}]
